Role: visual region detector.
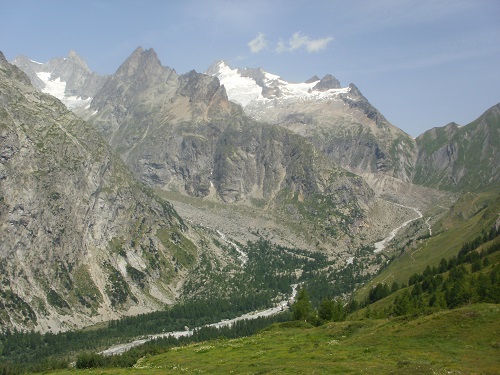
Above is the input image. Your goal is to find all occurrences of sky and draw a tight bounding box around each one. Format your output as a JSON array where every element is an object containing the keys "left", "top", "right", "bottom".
[{"left": 1, "top": 0, "right": 499, "bottom": 137}]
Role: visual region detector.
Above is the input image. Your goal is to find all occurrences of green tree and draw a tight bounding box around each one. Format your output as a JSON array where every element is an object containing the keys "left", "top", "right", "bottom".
[
  {"left": 391, "top": 281, "right": 400, "bottom": 293},
  {"left": 318, "top": 298, "right": 335, "bottom": 321},
  {"left": 292, "top": 287, "right": 313, "bottom": 321},
  {"left": 393, "top": 290, "right": 411, "bottom": 316}
]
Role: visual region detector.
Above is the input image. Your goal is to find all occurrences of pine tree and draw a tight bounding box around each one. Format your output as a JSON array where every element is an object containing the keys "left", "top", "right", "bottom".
[
  {"left": 393, "top": 290, "right": 411, "bottom": 316},
  {"left": 292, "top": 287, "right": 313, "bottom": 321}
]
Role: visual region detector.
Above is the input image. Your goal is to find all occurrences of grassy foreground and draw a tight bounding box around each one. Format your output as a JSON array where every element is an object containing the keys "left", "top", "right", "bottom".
[{"left": 40, "top": 303, "right": 499, "bottom": 374}]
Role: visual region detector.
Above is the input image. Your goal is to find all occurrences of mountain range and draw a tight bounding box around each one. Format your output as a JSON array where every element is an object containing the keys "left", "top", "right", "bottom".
[{"left": 2, "top": 47, "right": 498, "bottom": 333}]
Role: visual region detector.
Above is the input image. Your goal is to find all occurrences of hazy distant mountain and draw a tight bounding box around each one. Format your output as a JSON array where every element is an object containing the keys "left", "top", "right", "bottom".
[
  {"left": 11, "top": 51, "right": 107, "bottom": 110},
  {"left": 207, "top": 61, "right": 417, "bottom": 182}
]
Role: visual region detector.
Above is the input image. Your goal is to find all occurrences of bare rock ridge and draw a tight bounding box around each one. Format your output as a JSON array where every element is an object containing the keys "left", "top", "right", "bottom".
[
  {"left": 313, "top": 74, "right": 341, "bottom": 91},
  {"left": 0, "top": 53, "right": 221, "bottom": 332}
]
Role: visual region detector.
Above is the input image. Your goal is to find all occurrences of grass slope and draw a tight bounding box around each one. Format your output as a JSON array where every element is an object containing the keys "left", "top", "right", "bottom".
[{"left": 40, "top": 304, "right": 499, "bottom": 374}]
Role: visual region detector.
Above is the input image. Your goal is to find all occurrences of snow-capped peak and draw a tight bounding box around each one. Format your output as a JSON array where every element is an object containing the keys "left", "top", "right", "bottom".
[
  {"left": 35, "top": 71, "right": 92, "bottom": 110},
  {"left": 211, "top": 62, "right": 262, "bottom": 107},
  {"left": 207, "top": 61, "right": 349, "bottom": 108}
]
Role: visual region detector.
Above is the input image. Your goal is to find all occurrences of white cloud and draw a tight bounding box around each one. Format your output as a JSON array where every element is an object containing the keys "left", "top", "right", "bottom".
[
  {"left": 276, "top": 39, "right": 287, "bottom": 53},
  {"left": 306, "top": 36, "right": 334, "bottom": 52},
  {"left": 248, "top": 32, "right": 268, "bottom": 53},
  {"left": 277, "top": 32, "right": 333, "bottom": 53},
  {"left": 288, "top": 32, "right": 310, "bottom": 51}
]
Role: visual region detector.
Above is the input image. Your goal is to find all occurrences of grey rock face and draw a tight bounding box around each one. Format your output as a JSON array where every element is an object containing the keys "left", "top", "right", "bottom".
[
  {"left": 313, "top": 74, "right": 341, "bottom": 91},
  {"left": 87, "top": 48, "right": 373, "bottom": 241},
  {"left": 208, "top": 62, "right": 417, "bottom": 182},
  {"left": 0, "top": 54, "right": 201, "bottom": 332}
]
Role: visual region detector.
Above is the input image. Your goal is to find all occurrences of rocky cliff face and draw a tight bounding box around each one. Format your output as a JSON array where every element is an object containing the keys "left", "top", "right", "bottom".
[
  {"left": 0, "top": 52, "right": 213, "bottom": 333},
  {"left": 413, "top": 104, "right": 500, "bottom": 192},
  {"left": 207, "top": 61, "right": 417, "bottom": 182},
  {"left": 87, "top": 48, "right": 373, "bottom": 240}
]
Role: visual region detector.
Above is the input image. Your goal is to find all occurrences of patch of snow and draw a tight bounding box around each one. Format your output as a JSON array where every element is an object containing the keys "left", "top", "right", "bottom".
[
  {"left": 35, "top": 71, "right": 92, "bottom": 110},
  {"left": 36, "top": 72, "right": 66, "bottom": 98},
  {"left": 30, "top": 59, "right": 43, "bottom": 65},
  {"left": 216, "top": 63, "right": 263, "bottom": 106},
  {"left": 64, "top": 95, "right": 92, "bottom": 110},
  {"left": 263, "top": 71, "right": 281, "bottom": 82}
]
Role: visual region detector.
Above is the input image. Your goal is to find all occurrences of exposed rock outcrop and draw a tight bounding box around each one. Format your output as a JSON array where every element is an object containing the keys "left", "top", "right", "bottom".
[{"left": 0, "top": 53, "right": 209, "bottom": 333}]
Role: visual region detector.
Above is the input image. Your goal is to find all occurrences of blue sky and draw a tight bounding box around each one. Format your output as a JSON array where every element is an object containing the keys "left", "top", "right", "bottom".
[{"left": 2, "top": 0, "right": 499, "bottom": 136}]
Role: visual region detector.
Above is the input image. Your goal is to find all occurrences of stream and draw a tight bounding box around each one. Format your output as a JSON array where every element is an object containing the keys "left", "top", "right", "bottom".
[
  {"left": 100, "top": 284, "right": 299, "bottom": 356},
  {"left": 216, "top": 229, "right": 248, "bottom": 266},
  {"left": 373, "top": 202, "right": 423, "bottom": 253}
]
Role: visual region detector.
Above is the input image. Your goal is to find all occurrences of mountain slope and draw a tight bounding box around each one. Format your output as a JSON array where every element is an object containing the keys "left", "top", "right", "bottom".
[
  {"left": 86, "top": 48, "right": 374, "bottom": 247},
  {"left": 413, "top": 103, "right": 500, "bottom": 192},
  {"left": 58, "top": 304, "right": 498, "bottom": 374},
  {"left": 0, "top": 52, "right": 219, "bottom": 333},
  {"left": 355, "top": 187, "right": 500, "bottom": 300},
  {"left": 207, "top": 61, "right": 417, "bottom": 182}
]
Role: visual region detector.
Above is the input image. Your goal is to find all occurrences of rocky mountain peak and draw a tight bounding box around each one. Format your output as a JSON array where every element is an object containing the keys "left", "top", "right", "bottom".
[
  {"left": 90, "top": 47, "right": 178, "bottom": 115},
  {"left": 305, "top": 75, "right": 320, "bottom": 83},
  {"left": 178, "top": 69, "right": 228, "bottom": 107},
  {"left": 115, "top": 46, "right": 165, "bottom": 79},
  {"left": 443, "top": 122, "right": 460, "bottom": 134},
  {"left": 313, "top": 74, "right": 341, "bottom": 91},
  {"left": 205, "top": 60, "right": 229, "bottom": 76},
  {"left": 66, "top": 50, "right": 87, "bottom": 67},
  {"left": 11, "top": 50, "right": 107, "bottom": 110}
]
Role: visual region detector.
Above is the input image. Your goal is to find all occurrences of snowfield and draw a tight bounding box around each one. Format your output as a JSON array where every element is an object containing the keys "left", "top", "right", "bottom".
[
  {"left": 36, "top": 71, "right": 92, "bottom": 110},
  {"left": 212, "top": 61, "right": 350, "bottom": 108}
]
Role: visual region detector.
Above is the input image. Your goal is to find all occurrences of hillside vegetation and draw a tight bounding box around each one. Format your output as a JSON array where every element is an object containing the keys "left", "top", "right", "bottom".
[
  {"left": 355, "top": 188, "right": 500, "bottom": 301},
  {"left": 14, "top": 304, "right": 499, "bottom": 374}
]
